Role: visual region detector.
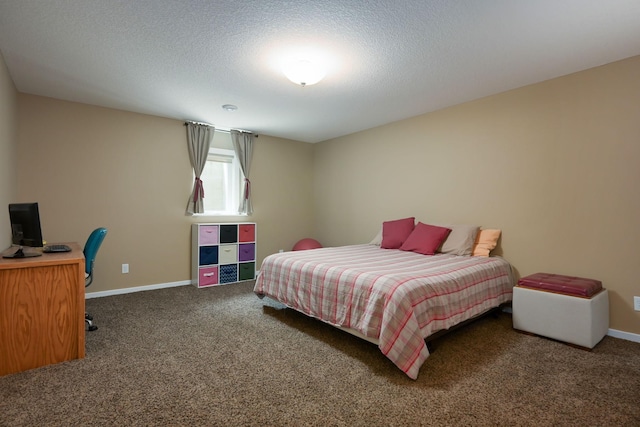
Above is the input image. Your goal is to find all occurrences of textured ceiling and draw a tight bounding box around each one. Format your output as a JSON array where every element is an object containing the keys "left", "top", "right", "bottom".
[{"left": 1, "top": 0, "right": 640, "bottom": 143}]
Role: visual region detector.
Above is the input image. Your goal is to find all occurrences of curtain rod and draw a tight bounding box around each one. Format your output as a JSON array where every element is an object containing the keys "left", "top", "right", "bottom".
[{"left": 183, "top": 121, "right": 256, "bottom": 136}]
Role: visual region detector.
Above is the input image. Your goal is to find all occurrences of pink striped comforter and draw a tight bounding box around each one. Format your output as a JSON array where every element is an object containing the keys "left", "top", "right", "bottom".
[{"left": 254, "top": 244, "right": 514, "bottom": 379}]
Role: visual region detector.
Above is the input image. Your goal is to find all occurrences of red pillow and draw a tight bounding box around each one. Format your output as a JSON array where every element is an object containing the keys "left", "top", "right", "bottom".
[
  {"left": 380, "top": 217, "right": 416, "bottom": 249},
  {"left": 400, "top": 222, "right": 452, "bottom": 255}
]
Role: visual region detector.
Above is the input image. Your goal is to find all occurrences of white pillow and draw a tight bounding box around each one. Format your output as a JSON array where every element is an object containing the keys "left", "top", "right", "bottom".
[
  {"left": 369, "top": 228, "right": 382, "bottom": 246},
  {"left": 436, "top": 224, "right": 480, "bottom": 256}
]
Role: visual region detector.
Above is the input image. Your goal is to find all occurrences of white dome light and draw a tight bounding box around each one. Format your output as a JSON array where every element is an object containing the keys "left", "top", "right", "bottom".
[{"left": 282, "top": 59, "right": 326, "bottom": 87}]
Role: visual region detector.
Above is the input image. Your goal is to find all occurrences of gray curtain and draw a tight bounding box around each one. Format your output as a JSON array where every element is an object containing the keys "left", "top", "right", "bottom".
[
  {"left": 231, "top": 130, "right": 255, "bottom": 215},
  {"left": 185, "top": 122, "right": 214, "bottom": 214}
]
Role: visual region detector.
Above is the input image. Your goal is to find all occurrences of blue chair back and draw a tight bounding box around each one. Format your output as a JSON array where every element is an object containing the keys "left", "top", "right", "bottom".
[{"left": 84, "top": 227, "right": 108, "bottom": 278}]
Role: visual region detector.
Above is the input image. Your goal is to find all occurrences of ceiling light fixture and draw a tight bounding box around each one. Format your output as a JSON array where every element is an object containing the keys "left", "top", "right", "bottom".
[
  {"left": 222, "top": 104, "right": 238, "bottom": 112},
  {"left": 282, "top": 59, "right": 326, "bottom": 87}
]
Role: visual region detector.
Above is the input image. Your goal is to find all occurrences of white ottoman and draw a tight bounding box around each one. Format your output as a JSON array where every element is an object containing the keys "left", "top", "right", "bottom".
[{"left": 512, "top": 273, "right": 609, "bottom": 349}]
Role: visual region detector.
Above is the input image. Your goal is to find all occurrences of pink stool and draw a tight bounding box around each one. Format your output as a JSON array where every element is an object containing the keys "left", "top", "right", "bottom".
[{"left": 513, "top": 273, "right": 609, "bottom": 349}]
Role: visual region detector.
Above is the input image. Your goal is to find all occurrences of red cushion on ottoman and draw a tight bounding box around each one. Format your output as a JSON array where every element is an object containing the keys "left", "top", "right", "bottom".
[{"left": 518, "top": 273, "right": 602, "bottom": 298}]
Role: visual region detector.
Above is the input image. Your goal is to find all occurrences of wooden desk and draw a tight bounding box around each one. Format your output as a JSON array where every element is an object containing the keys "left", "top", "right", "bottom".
[{"left": 0, "top": 243, "right": 85, "bottom": 376}]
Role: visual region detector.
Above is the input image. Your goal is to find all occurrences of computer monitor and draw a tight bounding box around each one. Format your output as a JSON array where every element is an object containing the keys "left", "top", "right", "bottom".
[{"left": 5, "top": 202, "right": 44, "bottom": 258}]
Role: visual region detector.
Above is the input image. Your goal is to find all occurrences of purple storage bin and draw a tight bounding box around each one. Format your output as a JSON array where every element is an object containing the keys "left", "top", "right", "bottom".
[{"left": 238, "top": 243, "right": 255, "bottom": 262}]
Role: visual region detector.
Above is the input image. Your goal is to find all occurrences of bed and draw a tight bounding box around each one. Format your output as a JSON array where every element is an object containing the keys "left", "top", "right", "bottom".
[{"left": 254, "top": 241, "right": 514, "bottom": 379}]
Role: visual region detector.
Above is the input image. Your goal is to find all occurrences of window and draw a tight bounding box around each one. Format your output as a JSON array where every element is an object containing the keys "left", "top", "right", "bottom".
[{"left": 200, "top": 147, "right": 243, "bottom": 215}]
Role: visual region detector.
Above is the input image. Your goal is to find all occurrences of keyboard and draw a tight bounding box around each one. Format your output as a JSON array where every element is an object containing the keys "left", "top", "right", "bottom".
[{"left": 44, "top": 244, "right": 72, "bottom": 253}]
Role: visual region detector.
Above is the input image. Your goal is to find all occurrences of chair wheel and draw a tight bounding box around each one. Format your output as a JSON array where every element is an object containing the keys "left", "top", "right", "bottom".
[{"left": 88, "top": 325, "right": 98, "bottom": 331}]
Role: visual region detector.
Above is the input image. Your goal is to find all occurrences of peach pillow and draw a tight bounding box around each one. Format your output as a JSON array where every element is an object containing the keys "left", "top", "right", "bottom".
[
  {"left": 381, "top": 217, "right": 415, "bottom": 249},
  {"left": 472, "top": 229, "right": 501, "bottom": 257},
  {"left": 400, "top": 222, "right": 451, "bottom": 255}
]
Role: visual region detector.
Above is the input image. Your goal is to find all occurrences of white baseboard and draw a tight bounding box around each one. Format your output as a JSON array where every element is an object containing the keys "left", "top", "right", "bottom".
[
  {"left": 87, "top": 282, "right": 640, "bottom": 345},
  {"left": 607, "top": 328, "right": 640, "bottom": 344},
  {"left": 85, "top": 280, "right": 191, "bottom": 299},
  {"left": 505, "top": 306, "right": 639, "bottom": 344}
]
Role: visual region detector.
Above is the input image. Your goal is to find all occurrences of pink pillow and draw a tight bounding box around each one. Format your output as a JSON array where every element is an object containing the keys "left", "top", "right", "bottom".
[
  {"left": 380, "top": 217, "right": 416, "bottom": 249},
  {"left": 400, "top": 222, "right": 452, "bottom": 255}
]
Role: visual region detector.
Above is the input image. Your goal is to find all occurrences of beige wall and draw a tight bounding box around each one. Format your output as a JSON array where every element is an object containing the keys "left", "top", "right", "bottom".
[
  {"left": 0, "top": 51, "right": 17, "bottom": 247},
  {"left": 16, "top": 94, "right": 315, "bottom": 293},
  {"left": 313, "top": 55, "right": 640, "bottom": 334},
  {"left": 10, "top": 54, "right": 640, "bottom": 335}
]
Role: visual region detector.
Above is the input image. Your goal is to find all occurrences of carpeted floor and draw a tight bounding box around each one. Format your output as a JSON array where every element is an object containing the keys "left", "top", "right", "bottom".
[{"left": 1, "top": 281, "right": 639, "bottom": 426}]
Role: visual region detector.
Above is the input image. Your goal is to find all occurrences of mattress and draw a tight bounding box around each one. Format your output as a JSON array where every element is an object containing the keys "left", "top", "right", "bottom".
[{"left": 254, "top": 244, "right": 514, "bottom": 379}]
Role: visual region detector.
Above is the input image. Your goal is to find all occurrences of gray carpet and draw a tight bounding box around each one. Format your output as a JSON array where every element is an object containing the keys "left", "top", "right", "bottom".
[{"left": 1, "top": 281, "right": 639, "bottom": 426}]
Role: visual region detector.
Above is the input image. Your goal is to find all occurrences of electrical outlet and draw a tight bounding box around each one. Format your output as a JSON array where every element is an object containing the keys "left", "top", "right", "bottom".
[
  {"left": 634, "top": 296, "right": 640, "bottom": 311},
  {"left": 122, "top": 264, "right": 129, "bottom": 274}
]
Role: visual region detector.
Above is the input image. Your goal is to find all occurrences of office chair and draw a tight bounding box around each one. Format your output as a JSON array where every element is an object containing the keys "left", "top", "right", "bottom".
[{"left": 84, "top": 227, "right": 108, "bottom": 331}]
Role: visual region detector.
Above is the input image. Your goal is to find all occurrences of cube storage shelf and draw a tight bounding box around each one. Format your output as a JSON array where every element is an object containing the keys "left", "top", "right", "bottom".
[{"left": 191, "top": 223, "right": 256, "bottom": 288}]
